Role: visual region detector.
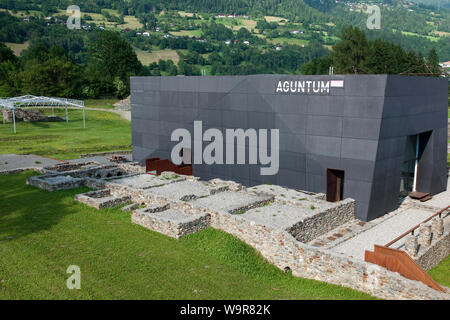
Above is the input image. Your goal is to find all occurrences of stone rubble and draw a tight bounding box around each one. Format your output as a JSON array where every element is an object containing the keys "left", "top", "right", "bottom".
[{"left": 2, "top": 109, "right": 64, "bottom": 122}]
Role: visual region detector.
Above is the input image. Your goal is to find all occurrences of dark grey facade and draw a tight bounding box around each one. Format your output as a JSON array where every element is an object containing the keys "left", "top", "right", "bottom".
[{"left": 130, "top": 75, "right": 448, "bottom": 221}]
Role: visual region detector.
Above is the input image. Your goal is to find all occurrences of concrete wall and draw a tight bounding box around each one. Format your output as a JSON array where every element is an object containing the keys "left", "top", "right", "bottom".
[{"left": 130, "top": 75, "right": 448, "bottom": 221}]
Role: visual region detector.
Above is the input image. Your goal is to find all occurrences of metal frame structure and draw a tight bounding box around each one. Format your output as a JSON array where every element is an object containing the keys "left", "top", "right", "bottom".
[{"left": 0, "top": 95, "right": 85, "bottom": 133}]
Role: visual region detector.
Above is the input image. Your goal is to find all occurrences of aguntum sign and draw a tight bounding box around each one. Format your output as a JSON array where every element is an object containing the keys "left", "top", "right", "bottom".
[{"left": 276, "top": 80, "right": 344, "bottom": 94}]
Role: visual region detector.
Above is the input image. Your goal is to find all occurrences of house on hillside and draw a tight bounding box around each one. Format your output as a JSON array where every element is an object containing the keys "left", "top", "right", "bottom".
[{"left": 439, "top": 61, "right": 450, "bottom": 77}]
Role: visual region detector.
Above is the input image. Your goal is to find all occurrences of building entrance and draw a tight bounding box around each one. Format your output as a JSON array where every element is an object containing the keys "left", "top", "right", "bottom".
[{"left": 326, "top": 169, "right": 345, "bottom": 202}]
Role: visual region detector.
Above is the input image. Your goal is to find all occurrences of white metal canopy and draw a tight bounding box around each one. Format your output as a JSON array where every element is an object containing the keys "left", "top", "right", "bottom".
[{"left": 0, "top": 95, "right": 85, "bottom": 133}]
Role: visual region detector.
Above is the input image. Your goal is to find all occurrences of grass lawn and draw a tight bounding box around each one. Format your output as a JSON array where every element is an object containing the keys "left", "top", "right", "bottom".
[
  {"left": 428, "top": 255, "right": 450, "bottom": 288},
  {"left": 0, "top": 171, "right": 376, "bottom": 300},
  {"left": 84, "top": 99, "right": 119, "bottom": 110},
  {"left": 0, "top": 108, "right": 131, "bottom": 160}
]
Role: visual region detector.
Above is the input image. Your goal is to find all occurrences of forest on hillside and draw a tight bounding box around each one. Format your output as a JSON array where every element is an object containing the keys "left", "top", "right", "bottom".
[{"left": 0, "top": 0, "right": 448, "bottom": 100}]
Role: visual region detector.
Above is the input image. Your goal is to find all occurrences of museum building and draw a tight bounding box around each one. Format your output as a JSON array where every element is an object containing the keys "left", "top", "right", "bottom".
[{"left": 130, "top": 75, "right": 448, "bottom": 221}]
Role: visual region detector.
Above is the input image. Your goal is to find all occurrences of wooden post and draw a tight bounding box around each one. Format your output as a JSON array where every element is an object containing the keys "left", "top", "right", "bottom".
[{"left": 12, "top": 109, "right": 16, "bottom": 133}]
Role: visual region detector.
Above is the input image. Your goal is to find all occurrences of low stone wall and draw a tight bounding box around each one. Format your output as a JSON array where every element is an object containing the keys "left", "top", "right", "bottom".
[
  {"left": 285, "top": 199, "right": 355, "bottom": 243},
  {"left": 74, "top": 189, "right": 131, "bottom": 210},
  {"left": 79, "top": 150, "right": 132, "bottom": 158},
  {"left": 416, "top": 229, "right": 450, "bottom": 271},
  {"left": 17, "top": 167, "right": 450, "bottom": 299},
  {"left": 27, "top": 174, "right": 85, "bottom": 192},
  {"left": 44, "top": 162, "right": 93, "bottom": 173},
  {"left": 131, "top": 209, "right": 210, "bottom": 239},
  {"left": 84, "top": 177, "right": 106, "bottom": 190},
  {"left": 2, "top": 109, "right": 64, "bottom": 122},
  {"left": 117, "top": 162, "right": 146, "bottom": 174},
  {"left": 207, "top": 209, "right": 450, "bottom": 300}
]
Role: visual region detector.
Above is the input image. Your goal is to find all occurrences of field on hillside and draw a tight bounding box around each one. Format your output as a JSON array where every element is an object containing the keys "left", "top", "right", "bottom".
[
  {"left": 0, "top": 171, "right": 377, "bottom": 300},
  {"left": 170, "top": 29, "right": 203, "bottom": 37},
  {"left": 5, "top": 42, "right": 29, "bottom": 56},
  {"left": 0, "top": 108, "right": 130, "bottom": 160},
  {"left": 267, "top": 37, "right": 309, "bottom": 46},
  {"left": 118, "top": 15, "right": 143, "bottom": 30},
  {"left": 135, "top": 48, "right": 180, "bottom": 65}
]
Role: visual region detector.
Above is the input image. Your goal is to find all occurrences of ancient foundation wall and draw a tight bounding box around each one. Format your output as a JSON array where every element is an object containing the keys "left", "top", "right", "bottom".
[
  {"left": 416, "top": 229, "right": 450, "bottom": 271},
  {"left": 206, "top": 209, "right": 450, "bottom": 300}
]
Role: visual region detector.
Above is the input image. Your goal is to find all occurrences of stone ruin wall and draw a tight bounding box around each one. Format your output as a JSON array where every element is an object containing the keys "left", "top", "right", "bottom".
[
  {"left": 2, "top": 109, "right": 64, "bottom": 122},
  {"left": 206, "top": 208, "right": 450, "bottom": 300},
  {"left": 16, "top": 166, "right": 450, "bottom": 300}
]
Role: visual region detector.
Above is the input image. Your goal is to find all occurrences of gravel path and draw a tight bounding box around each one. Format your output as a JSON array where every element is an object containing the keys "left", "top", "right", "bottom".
[
  {"left": 0, "top": 154, "right": 63, "bottom": 171},
  {"left": 68, "top": 154, "right": 132, "bottom": 165},
  {"left": 332, "top": 207, "right": 435, "bottom": 260}
]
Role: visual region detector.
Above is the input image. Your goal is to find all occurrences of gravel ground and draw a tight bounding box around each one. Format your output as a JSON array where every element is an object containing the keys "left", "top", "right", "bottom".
[
  {"left": 148, "top": 180, "right": 211, "bottom": 201},
  {"left": 191, "top": 191, "right": 273, "bottom": 213},
  {"left": 418, "top": 177, "right": 450, "bottom": 209},
  {"left": 242, "top": 203, "right": 312, "bottom": 230},
  {"left": 145, "top": 209, "right": 201, "bottom": 223},
  {"left": 112, "top": 173, "right": 178, "bottom": 189},
  {"left": 68, "top": 155, "right": 132, "bottom": 165},
  {"left": 0, "top": 154, "right": 62, "bottom": 171}
]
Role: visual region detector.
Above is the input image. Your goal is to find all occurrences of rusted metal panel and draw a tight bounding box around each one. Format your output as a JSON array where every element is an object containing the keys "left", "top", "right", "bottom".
[
  {"left": 409, "top": 192, "right": 430, "bottom": 200},
  {"left": 145, "top": 158, "right": 193, "bottom": 176},
  {"left": 365, "top": 245, "right": 444, "bottom": 292}
]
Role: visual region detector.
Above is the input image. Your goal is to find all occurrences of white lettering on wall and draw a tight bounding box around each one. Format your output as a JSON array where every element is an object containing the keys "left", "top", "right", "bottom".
[{"left": 275, "top": 80, "right": 336, "bottom": 94}]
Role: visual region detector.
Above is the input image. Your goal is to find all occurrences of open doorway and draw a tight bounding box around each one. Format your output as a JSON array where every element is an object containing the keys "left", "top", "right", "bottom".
[
  {"left": 326, "top": 169, "right": 345, "bottom": 202},
  {"left": 181, "top": 148, "right": 192, "bottom": 165},
  {"left": 399, "top": 131, "right": 431, "bottom": 198}
]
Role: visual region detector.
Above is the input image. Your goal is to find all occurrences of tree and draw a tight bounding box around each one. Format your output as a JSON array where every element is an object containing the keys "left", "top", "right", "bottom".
[
  {"left": 0, "top": 42, "right": 16, "bottom": 63},
  {"left": 236, "top": 27, "right": 251, "bottom": 40},
  {"left": 365, "top": 39, "right": 398, "bottom": 74},
  {"left": 87, "top": 31, "right": 143, "bottom": 97},
  {"left": 332, "top": 26, "right": 368, "bottom": 74},
  {"left": 138, "top": 12, "right": 157, "bottom": 30},
  {"left": 20, "top": 53, "right": 81, "bottom": 97},
  {"left": 166, "top": 59, "right": 178, "bottom": 76},
  {"left": 426, "top": 48, "right": 441, "bottom": 76},
  {"left": 301, "top": 56, "right": 331, "bottom": 75}
]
